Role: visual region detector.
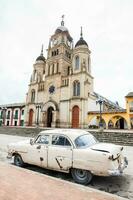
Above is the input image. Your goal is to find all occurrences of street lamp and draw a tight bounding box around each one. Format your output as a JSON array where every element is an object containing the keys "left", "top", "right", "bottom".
[
  {"left": 96, "top": 99, "right": 104, "bottom": 129},
  {"left": 36, "top": 104, "right": 41, "bottom": 126}
]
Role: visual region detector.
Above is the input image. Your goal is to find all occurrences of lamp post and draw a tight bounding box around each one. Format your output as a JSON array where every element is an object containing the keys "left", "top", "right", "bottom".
[
  {"left": 96, "top": 99, "right": 104, "bottom": 129},
  {"left": 36, "top": 104, "right": 41, "bottom": 127}
]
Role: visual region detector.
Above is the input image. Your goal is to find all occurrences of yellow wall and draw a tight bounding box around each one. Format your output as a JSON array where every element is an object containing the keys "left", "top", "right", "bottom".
[{"left": 88, "top": 96, "right": 133, "bottom": 129}]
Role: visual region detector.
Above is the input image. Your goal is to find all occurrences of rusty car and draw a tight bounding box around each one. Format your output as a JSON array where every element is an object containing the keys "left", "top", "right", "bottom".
[{"left": 7, "top": 129, "right": 128, "bottom": 184}]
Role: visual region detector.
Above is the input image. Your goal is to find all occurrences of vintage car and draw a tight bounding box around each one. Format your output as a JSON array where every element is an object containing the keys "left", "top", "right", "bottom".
[{"left": 7, "top": 129, "right": 128, "bottom": 184}]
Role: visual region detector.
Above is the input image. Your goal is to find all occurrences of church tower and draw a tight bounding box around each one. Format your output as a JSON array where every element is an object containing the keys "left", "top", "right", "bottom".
[
  {"left": 65, "top": 27, "right": 94, "bottom": 128},
  {"left": 46, "top": 15, "right": 73, "bottom": 77},
  {"left": 72, "top": 27, "right": 93, "bottom": 97},
  {"left": 25, "top": 46, "right": 46, "bottom": 126},
  {"left": 25, "top": 17, "right": 94, "bottom": 128},
  {"left": 41, "top": 16, "right": 73, "bottom": 127}
]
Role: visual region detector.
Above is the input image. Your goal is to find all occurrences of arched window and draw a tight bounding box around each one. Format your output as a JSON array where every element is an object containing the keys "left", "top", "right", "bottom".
[
  {"left": 48, "top": 65, "right": 50, "bottom": 76},
  {"left": 88, "top": 57, "right": 90, "bottom": 72},
  {"left": 68, "top": 66, "right": 70, "bottom": 75},
  {"left": 34, "top": 70, "right": 37, "bottom": 81},
  {"left": 31, "top": 89, "right": 35, "bottom": 103},
  {"left": 52, "top": 64, "right": 54, "bottom": 74},
  {"left": 73, "top": 81, "right": 80, "bottom": 96},
  {"left": 75, "top": 56, "right": 80, "bottom": 70},
  {"left": 56, "top": 63, "right": 59, "bottom": 73},
  {"left": 57, "top": 49, "right": 59, "bottom": 55}
]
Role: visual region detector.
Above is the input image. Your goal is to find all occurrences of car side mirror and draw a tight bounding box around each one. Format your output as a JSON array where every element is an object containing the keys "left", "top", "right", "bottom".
[{"left": 30, "top": 138, "right": 34, "bottom": 145}]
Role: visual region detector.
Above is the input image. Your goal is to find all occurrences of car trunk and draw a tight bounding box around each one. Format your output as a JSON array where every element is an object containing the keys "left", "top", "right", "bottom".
[{"left": 91, "top": 143, "right": 123, "bottom": 159}]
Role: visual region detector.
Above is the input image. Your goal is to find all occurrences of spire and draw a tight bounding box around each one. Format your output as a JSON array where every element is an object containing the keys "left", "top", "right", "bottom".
[
  {"left": 61, "top": 14, "right": 65, "bottom": 26},
  {"left": 40, "top": 44, "right": 43, "bottom": 56},
  {"left": 80, "top": 26, "right": 83, "bottom": 39},
  {"left": 36, "top": 44, "right": 45, "bottom": 62},
  {"left": 75, "top": 27, "right": 88, "bottom": 47}
]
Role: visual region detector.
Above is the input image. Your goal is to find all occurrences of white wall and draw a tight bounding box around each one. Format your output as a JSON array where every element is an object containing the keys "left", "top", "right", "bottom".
[
  {"left": 88, "top": 98, "right": 99, "bottom": 111},
  {"left": 60, "top": 102, "right": 69, "bottom": 123}
]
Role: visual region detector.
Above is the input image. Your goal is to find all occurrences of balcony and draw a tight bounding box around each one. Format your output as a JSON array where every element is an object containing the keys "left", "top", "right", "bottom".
[
  {"left": 6, "top": 115, "right": 10, "bottom": 119},
  {"left": 14, "top": 115, "right": 18, "bottom": 119}
]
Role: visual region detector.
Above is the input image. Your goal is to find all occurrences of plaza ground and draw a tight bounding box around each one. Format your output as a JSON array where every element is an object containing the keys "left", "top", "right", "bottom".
[{"left": 0, "top": 161, "right": 127, "bottom": 200}]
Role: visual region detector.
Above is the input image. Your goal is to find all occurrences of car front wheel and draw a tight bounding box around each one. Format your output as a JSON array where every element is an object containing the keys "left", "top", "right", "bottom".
[
  {"left": 14, "top": 154, "right": 24, "bottom": 167},
  {"left": 71, "top": 168, "right": 93, "bottom": 185}
]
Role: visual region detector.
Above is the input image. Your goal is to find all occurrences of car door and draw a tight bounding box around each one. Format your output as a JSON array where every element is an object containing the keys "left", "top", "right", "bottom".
[
  {"left": 48, "top": 135, "right": 73, "bottom": 171},
  {"left": 25, "top": 134, "right": 49, "bottom": 168}
]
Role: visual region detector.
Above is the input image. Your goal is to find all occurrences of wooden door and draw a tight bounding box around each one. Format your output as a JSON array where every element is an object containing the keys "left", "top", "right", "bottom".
[
  {"left": 72, "top": 106, "right": 79, "bottom": 128},
  {"left": 29, "top": 109, "right": 33, "bottom": 126},
  {"left": 47, "top": 107, "right": 54, "bottom": 127}
]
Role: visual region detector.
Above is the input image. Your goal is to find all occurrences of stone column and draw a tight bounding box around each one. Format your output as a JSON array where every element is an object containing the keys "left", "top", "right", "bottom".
[
  {"left": 18, "top": 108, "right": 21, "bottom": 126},
  {"left": 42, "top": 111, "right": 47, "bottom": 127},
  {"left": 11, "top": 108, "right": 14, "bottom": 126},
  {"left": 127, "top": 121, "right": 131, "bottom": 129}
]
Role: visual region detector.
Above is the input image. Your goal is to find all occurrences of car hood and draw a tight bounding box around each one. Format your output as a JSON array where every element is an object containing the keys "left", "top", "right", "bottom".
[
  {"left": 8, "top": 139, "right": 31, "bottom": 149},
  {"left": 91, "top": 143, "right": 123, "bottom": 158}
]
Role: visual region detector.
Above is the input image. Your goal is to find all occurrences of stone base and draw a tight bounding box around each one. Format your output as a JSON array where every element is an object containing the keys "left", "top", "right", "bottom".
[{"left": 98, "top": 127, "right": 104, "bottom": 132}]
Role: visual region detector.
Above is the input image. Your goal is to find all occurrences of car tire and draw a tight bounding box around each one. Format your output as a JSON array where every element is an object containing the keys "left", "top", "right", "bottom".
[
  {"left": 71, "top": 168, "right": 93, "bottom": 185},
  {"left": 14, "top": 154, "right": 24, "bottom": 167}
]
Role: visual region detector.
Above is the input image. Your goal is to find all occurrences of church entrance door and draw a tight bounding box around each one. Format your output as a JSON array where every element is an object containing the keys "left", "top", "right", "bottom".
[
  {"left": 29, "top": 109, "right": 33, "bottom": 126},
  {"left": 47, "top": 107, "right": 54, "bottom": 127},
  {"left": 72, "top": 106, "right": 79, "bottom": 128}
]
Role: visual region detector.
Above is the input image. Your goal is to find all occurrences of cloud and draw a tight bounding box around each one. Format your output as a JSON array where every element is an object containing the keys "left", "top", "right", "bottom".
[{"left": 0, "top": 0, "right": 133, "bottom": 108}]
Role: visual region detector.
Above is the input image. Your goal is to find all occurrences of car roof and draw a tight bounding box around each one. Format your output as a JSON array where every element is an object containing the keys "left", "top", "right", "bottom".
[{"left": 39, "top": 129, "right": 90, "bottom": 142}]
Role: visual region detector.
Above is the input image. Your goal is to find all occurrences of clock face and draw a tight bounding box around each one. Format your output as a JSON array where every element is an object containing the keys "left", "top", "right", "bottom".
[{"left": 49, "top": 85, "right": 55, "bottom": 94}]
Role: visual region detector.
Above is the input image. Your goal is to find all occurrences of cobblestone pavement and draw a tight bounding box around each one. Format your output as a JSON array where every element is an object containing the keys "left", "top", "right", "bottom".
[{"left": 0, "top": 134, "right": 133, "bottom": 200}]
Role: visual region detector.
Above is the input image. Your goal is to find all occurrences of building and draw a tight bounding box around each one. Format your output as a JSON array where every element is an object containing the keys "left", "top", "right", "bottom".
[
  {"left": 88, "top": 92, "right": 133, "bottom": 129},
  {"left": 1, "top": 17, "right": 132, "bottom": 129},
  {"left": 0, "top": 103, "right": 25, "bottom": 126},
  {"left": 24, "top": 17, "right": 121, "bottom": 128}
]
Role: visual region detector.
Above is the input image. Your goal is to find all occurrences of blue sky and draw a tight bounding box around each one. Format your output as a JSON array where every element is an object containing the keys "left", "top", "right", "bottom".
[{"left": 0, "top": 0, "right": 133, "bottom": 107}]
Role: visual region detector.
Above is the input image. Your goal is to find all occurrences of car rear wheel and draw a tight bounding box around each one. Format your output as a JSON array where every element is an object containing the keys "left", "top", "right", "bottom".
[
  {"left": 71, "top": 168, "right": 93, "bottom": 185},
  {"left": 14, "top": 154, "right": 24, "bottom": 167}
]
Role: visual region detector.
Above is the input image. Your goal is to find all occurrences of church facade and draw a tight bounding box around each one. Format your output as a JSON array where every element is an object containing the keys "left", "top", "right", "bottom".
[
  {"left": 0, "top": 18, "right": 132, "bottom": 129},
  {"left": 25, "top": 18, "right": 97, "bottom": 128}
]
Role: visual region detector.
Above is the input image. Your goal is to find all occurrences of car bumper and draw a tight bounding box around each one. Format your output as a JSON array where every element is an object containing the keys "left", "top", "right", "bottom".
[
  {"left": 108, "top": 157, "right": 128, "bottom": 176},
  {"left": 7, "top": 152, "right": 13, "bottom": 159}
]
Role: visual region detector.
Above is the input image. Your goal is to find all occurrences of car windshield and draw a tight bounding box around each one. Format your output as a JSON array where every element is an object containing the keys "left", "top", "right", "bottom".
[{"left": 75, "top": 134, "right": 98, "bottom": 148}]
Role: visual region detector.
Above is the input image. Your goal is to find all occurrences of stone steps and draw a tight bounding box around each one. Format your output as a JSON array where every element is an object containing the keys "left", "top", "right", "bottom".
[
  {"left": 90, "top": 131, "right": 133, "bottom": 146},
  {"left": 0, "top": 127, "right": 133, "bottom": 146}
]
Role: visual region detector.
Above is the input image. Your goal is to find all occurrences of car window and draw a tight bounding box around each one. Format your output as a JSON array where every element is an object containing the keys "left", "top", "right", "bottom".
[
  {"left": 75, "top": 134, "right": 98, "bottom": 148},
  {"left": 36, "top": 135, "right": 49, "bottom": 144},
  {"left": 52, "top": 135, "right": 71, "bottom": 146}
]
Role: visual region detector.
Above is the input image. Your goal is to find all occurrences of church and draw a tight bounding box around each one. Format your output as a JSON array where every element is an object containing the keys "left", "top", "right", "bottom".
[
  {"left": 0, "top": 17, "right": 132, "bottom": 129},
  {"left": 24, "top": 17, "right": 120, "bottom": 128}
]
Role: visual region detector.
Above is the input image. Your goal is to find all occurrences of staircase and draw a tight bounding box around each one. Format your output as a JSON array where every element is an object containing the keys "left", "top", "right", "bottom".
[
  {"left": 90, "top": 130, "right": 133, "bottom": 146},
  {"left": 0, "top": 127, "right": 133, "bottom": 146}
]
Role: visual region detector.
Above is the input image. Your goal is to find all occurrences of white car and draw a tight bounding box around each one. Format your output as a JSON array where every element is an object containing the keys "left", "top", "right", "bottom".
[{"left": 7, "top": 129, "right": 128, "bottom": 184}]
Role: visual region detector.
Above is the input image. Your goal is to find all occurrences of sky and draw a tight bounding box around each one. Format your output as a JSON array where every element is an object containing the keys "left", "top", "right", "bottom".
[{"left": 0, "top": 0, "right": 133, "bottom": 108}]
